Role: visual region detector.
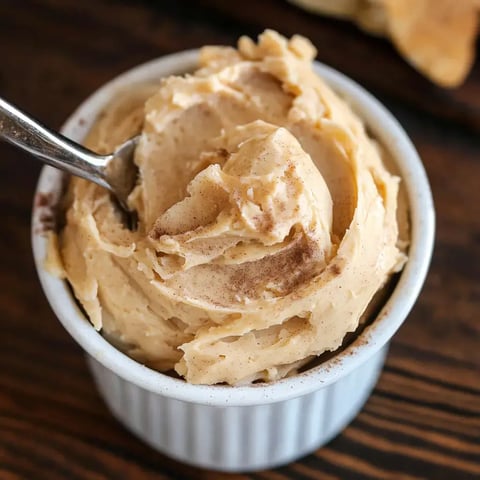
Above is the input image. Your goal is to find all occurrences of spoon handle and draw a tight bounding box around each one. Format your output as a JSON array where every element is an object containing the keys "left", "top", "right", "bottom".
[{"left": 0, "top": 97, "right": 109, "bottom": 189}]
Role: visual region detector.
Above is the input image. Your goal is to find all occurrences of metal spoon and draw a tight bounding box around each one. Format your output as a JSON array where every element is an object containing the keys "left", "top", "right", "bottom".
[{"left": 0, "top": 96, "right": 139, "bottom": 229}]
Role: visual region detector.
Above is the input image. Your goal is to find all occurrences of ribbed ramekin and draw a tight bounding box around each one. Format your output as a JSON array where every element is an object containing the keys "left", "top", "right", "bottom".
[{"left": 31, "top": 50, "right": 435, "bottom": 472}]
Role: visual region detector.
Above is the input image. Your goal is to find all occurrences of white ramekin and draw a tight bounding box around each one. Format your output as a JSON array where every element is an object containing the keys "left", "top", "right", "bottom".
[{"left": 31, "top": 50, "right": 435, "bottom": 472}]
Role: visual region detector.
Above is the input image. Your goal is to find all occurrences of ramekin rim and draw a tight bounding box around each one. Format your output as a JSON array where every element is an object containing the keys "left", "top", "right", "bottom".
[{"left": 31, "top": 49, "right": 435, "bottom": 406}]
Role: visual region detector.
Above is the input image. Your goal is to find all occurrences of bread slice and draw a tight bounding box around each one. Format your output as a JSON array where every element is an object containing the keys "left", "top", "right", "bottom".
[{"left": 289, "top": 0, "right": 479, "bottom": 87}]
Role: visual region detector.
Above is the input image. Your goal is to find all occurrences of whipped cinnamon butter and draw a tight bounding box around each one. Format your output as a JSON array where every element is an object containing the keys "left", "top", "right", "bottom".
[{"left": 51, "top": 31, "right": 408, "bottom": 385}]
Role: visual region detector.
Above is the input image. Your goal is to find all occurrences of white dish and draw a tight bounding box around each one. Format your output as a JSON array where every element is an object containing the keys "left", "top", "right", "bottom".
[{"left": 32, "top": 50, "right": 435, "bottom": 472}]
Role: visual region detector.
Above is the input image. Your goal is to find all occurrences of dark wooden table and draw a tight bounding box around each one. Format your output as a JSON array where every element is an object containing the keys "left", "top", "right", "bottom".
[{"left": 1, "top": 1, "right": 479, "bottom": 479}]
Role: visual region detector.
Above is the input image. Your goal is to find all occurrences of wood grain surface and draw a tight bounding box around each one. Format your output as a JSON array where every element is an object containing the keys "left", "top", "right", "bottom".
[{"left": 0, "top": 1, "right": 479, "bottom": 479}]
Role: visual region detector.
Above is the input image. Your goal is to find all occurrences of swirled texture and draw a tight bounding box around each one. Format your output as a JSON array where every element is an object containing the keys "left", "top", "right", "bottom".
[{"left": 54, "top": 31, "right": 407, "bottom": 385}]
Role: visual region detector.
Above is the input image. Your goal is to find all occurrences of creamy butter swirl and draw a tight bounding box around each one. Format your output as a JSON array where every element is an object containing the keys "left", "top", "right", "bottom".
[{"left": 54, "top": 31, "right": 407, "bottom": 385}]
